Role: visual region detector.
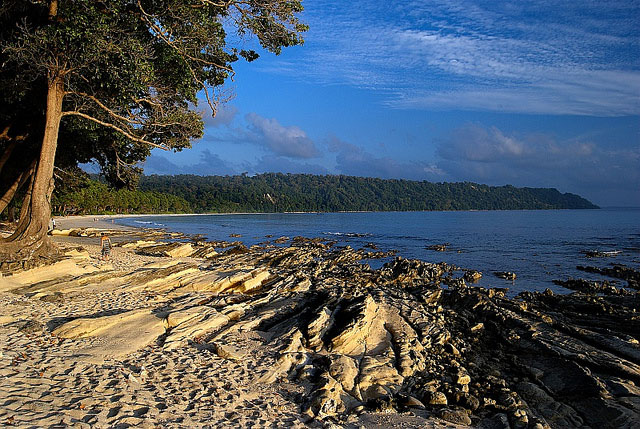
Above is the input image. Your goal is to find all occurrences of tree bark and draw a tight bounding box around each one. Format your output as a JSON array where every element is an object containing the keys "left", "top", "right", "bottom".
[
  {"left": 0, "top": 159, "right": 35, "bottom": 215},
  {"left": 0, "top": 75, "right": 64, "bottom": 260}
]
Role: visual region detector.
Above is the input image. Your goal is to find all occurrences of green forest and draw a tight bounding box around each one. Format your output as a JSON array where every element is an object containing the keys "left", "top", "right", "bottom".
[
  {"left": 51, "top": 181, "right": 191, "bottom": 215},
  {"left": 50, "top": 173, "right": 598, "bottom": 215}
]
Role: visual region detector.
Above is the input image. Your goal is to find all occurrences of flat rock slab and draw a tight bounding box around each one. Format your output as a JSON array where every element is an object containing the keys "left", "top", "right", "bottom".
[
  {"left": 53, "top": 308, "right": 165, "bottom": 363},
  {"left": 0, "top": 255, "right": 103, "bottom": 292}
]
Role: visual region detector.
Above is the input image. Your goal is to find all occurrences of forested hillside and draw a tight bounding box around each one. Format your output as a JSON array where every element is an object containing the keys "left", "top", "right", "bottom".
[
  {"left": 136, "top": 173, "right": 598, "bottom": 212},
  {"left": 51, "top": 181, "right": 191, "bottom": 215}
]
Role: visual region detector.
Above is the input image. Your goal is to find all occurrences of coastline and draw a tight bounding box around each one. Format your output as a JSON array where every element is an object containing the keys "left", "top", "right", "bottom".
[{"left": 0, "top": 218, "right": 638, "bottom": 427}]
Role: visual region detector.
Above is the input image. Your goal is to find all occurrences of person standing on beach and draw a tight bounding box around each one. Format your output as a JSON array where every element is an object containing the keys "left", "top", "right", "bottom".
[{"left": 100, "top": 233, "right": 112, "bottom": 261}]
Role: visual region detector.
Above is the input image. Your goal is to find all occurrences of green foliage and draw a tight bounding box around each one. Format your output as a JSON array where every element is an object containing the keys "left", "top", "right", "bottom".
[
  {"left": 137, "top": 174, "right": 599, "bottom": 213},
  {"left": 52, "top": 179, "right": 191, "bottom": 215},
  {"left": 0, "top": 0, "right": 306, "bottom": 194}
]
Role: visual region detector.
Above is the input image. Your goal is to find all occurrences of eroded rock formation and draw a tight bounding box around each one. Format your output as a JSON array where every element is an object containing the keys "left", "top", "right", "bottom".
[{"left": 1, "top": 230, "right": 638, "bottom": 427}]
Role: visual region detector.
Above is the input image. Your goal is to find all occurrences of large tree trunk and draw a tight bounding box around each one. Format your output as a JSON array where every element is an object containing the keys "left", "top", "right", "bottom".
[
  {"left": 0, "top": 75, "right": 64, "bottom": 262},
  {"left": 0, "top": 159, "right": 36, "bottom": 215}
]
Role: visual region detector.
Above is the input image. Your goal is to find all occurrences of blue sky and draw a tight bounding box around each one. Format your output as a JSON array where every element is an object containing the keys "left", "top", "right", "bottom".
[{"left": 143, "top": 0, "right": 640, "bottom": 206}]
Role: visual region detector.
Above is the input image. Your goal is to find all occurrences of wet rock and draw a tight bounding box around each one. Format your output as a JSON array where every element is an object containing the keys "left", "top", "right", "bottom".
[
  {"left": 427, "top": 243, "right": 449, "bottom": 252},
  {"left": 494, "top": 271, "right": 516, "bottom": 280},
  {"left": 553, "top": 278, "right": 624, "bottom": 295},
  {"left": 577, "top": 264, "right": 640, "bottom": 289},
  {"left": 581, "top": 250, "right": 621, "bottom": 258},
  {"left": 464, "top": 270, "right": 482, "bottom": 282}
]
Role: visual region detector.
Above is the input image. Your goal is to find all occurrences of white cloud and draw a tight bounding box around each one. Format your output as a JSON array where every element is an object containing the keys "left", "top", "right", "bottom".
[{"left": 245, "top": 113, "right": 320, "bottom": 159}]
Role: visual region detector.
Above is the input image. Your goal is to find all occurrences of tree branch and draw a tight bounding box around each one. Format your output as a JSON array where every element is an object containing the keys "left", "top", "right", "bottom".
[{"left": 61, "top": 111, "right": 169, "bottom": 150}]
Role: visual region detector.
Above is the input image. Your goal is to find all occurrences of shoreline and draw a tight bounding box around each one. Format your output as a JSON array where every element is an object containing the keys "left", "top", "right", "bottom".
[
  {"left": 54, "top": 206, "right": 614, "bottom": 228},
  {"left": 1, "top": 219, "right": 638, "bottom": 427}
]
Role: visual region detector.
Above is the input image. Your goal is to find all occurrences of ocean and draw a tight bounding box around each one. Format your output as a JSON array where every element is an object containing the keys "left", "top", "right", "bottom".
[{"left": 116, "top": 208, "right": 640, "bottom": 294}]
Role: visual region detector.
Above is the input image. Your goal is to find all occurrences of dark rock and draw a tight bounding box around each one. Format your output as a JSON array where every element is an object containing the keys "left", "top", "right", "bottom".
[
  {"left": 19, "top": 319, "right": 44, "bottom": 334},
  {"left": 577, "top": 264, "right": 640, "bottom": 289},
  {"left": 553, "top": 278, "right": 624, "bottom": 295},
  {"left": 427, "top": 243, "right": 449, "bottom": 252},
  {"left": 581, "top": 250, "right": 621, "bottom": 258},
  {"left": 438, "top": 408, "right": 472, "bottom": 425},
  {"left": 464, "top": 270, "right": 482, "bottom": 282},
  {"left": 478, "top": 413, "right": 511, "bottom": 429},
  {"left": 223, "top": 245, "right": 249, "bottom": 256},
  {"left": 494, "top": 271, "right": 516, "bottom": 280}
]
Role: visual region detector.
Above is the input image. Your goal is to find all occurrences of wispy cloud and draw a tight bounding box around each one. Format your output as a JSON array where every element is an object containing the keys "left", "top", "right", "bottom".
[
  {"left": 261, "top": 0, "right": 640, "bottom": 116},
  {"left": 201, "top": 111, "right": 321, "bottom": 159}
]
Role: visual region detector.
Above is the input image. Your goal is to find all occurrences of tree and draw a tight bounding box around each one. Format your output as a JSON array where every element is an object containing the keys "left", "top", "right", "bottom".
[{"left": 0, "top": 0, "right": 306, "bottom": 261}]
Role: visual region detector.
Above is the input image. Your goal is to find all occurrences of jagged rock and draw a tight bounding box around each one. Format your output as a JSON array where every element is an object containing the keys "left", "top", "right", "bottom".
[
  {"left": 6, "top": 231, "right": 640, "bottom": 426},
  {"left": 306, "top": 375, "right": 360, "bottom": 418},
  {"left": 427, "top": 391, "right": 448, "bottom": 406},
  {"left": 456, "top": 372, "right": 471, "bottom": 385},
  {"left": 478, "top": 413, "right": 511, "bottom": 429},
  {"left": 464, "top": 270, "right": 482, "bottom": 282},
  {"left": 577, "top": 264, "right": 640, "bottom": 289},
  {"left": 553, "top": 278, "right": 624, "bottom": 295},
  {"left": 164, "top": 306, "right": 230, "bottom": 350},
  {"left": 307, "top": 307, "right": 333, "bottom": 351},
  {"left": 164, "top": 243, "right": 195, "bottom": 258}
]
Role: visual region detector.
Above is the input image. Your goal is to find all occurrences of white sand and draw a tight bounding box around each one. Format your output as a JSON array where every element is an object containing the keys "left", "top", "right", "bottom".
[{"left": 0, "top": 217, "right": 459, "bottom": 428}]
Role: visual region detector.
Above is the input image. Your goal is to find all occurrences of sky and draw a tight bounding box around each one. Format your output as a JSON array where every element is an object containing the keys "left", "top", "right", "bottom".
[{"left": 143, "top": 0, "right": 640, "bottom": 207}]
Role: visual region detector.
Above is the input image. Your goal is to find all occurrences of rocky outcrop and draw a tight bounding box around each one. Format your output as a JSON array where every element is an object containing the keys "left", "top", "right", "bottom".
[
  {"left": 4, "top": 231, "right": 639, "bottom": 427},
  {"left": 577, "top": 264, "right": 640, "bottom": 289},
  {"left": 553, "top": 278, "right": 628, "bottom": 295},
  {"left": 494, "top": 271, "right": 516, "bottom": 280}
]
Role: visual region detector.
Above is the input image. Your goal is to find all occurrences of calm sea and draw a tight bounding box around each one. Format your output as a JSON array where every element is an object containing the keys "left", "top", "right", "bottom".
[{"left": 116, "top": 208, "right": 640, "bottom": 294}]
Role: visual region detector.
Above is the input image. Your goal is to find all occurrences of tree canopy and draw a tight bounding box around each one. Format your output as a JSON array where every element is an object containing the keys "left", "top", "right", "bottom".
[
  {"left": 0, "top": 0, "right": 306, "bottom": 260},
  {"left": 131, "top": 173, "right": 598, "bottom": 213}
]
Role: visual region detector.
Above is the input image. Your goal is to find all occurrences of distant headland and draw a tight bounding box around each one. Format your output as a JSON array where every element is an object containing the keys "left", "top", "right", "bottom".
[{"left": 52, "top": 173, "right": 598, "bottom": 216}]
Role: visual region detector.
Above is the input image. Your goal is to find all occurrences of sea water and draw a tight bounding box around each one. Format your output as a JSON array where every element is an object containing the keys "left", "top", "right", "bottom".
[{"left": 116, "top": 208, "right": 640, "bottom": 294}]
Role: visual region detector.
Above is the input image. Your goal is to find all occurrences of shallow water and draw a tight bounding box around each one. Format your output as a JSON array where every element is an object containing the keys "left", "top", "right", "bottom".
[{"left": 117, "top": 208, "right": 640, "bottom": 294}]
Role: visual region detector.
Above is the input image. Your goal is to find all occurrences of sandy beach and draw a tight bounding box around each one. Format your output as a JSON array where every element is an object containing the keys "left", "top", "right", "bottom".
[
  {"left": 0, "top": 219, "right": 456, "bottom": 428},
  {"left": 0, "top": 217, "right": 638, "bottom": 428}
]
